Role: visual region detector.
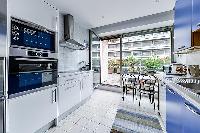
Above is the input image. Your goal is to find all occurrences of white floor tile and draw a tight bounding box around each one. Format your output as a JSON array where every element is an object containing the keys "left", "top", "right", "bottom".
[{"left": 45, "top": 89, "right": 160, "bottom": 133}]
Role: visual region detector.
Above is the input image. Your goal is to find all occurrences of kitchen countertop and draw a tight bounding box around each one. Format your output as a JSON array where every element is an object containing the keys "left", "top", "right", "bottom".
[
  {"left": 155, "top": 72, "right": 200, "bottom": 109},
  {"left": 58, "top": 70, "right": 93, "bottom": 74}
]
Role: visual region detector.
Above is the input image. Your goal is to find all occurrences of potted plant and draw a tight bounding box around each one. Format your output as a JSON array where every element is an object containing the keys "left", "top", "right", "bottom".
[
  {"left": 124, "top": 55, "right": 139, "bottom": 73},
  {"left": 143, "top": 56, "right": 164, "bottom": 73}
]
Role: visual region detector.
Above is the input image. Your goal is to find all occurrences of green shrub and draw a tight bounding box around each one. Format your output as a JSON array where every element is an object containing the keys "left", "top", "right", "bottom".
[{"left": 143, "top": 56, "right": 164, "bottom": 71}]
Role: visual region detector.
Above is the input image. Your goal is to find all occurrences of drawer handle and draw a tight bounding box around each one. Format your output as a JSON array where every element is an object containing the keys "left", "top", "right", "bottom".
[
  {"left": 184, "top": 102, "right": 200, "bottom": 116},
  {"left": 168, "top": 88, "right": 175, "bottom": 94}
]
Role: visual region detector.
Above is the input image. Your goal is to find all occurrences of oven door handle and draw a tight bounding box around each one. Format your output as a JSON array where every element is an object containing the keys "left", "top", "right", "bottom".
[{"left": 14, "top": 58, "right": 57, "bottom": 62}]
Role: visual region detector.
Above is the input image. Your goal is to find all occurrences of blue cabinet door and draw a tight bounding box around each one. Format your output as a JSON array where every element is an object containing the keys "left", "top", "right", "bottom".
[
  {"left": 182, "top": 98, "right": 200, "bottom": 133},
  {"left": 174, "top": 0, "right": 192, "bottom": 51},
  {"left": 166, "top": 85, "right": 183, "bottom": 133},
  {"left": 192, "top": 0, "right": 200, "bottom": 32}
]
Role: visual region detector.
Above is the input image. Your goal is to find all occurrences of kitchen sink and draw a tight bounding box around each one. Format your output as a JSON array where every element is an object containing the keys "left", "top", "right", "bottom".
[
  {"left": 176, "top": 78, "right": 200, "bottom": 95},
  {"left": 177, "top": 83, "right": 200, "bottom": 90}
]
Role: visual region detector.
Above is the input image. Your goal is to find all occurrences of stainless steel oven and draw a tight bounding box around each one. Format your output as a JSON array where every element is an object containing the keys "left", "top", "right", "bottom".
[{"left": 8, "top": 57, "right": 58, "bottom": 98}]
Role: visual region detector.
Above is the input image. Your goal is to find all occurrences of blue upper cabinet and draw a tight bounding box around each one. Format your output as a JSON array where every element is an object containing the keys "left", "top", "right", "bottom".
[
  {"left": 192, "top": 0, "right": 200, "bottom": 31},
  {"left": 192, "top": 0, "right": 200, "bottom": 46},
  {"left": 174, "top": 0, "right": 192, "bottom": 52}
]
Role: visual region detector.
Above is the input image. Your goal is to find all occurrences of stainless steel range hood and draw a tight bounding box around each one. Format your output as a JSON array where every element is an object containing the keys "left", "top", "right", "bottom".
[{"left": 60, "top": 14, "right": 86, "bottom": 50}]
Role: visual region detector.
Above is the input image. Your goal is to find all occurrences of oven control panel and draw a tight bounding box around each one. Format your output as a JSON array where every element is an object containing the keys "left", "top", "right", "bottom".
[{"left": 27, "top": 51, "right": 48, "bottom": 57}]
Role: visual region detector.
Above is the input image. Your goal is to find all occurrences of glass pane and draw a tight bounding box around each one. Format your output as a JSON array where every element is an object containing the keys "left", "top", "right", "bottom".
[{"left": 122, "top": 31, "right": 171, "bottom": 74}]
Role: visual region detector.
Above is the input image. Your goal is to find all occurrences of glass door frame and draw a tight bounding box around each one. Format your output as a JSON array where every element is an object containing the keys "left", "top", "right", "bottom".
[
  {"left": 100, "top": 36, "right": 122, "bottom": 87},
  {"left": 89, "top": 30, "right": 102, "bottom": 86},
  {"left": 89, "top": 26, "right": 173, "bottom": 87}
]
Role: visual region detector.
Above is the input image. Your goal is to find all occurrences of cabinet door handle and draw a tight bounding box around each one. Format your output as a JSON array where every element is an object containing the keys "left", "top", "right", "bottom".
[
  {"left": 52, "top": 89, "right": 56, "bottom": 103},
  {"left": 184, "top": 102, "right": 200, "bottom": 116},
  {"left": 54, "top": 89, "right": 57, "bottom": 103},
  {"left": 178, "top": 46, "right": 185, "bottom": 49},
  {"left": 168, "top": 88, "right": 175, "bottom": 94}
]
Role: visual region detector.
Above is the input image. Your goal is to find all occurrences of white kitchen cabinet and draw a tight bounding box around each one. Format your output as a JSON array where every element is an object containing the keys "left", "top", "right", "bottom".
[
  {"left": 7, "top": 87, "right": 57, "bottom": 133},
  {"left": 81, "top": 72, "right": 93, "bottom": 100},
  {"left": 58, "top": 71, "right": 93, "bottom": 117},
  {"left": 58, "top": 79, "right": 81, "bottom": 115}
]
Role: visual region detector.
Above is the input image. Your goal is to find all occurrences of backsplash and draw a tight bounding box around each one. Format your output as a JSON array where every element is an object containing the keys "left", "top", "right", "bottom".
[
  {"left": 175, "top": 51, "right": 200, "bottom": 65},
  {"left": 58, "top": 14, "right": 89, "bottom": 72}
]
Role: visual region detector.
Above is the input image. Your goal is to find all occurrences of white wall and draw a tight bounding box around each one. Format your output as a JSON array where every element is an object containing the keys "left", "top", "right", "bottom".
[
  {"left": 58, "top": 14, "right": 89, "bottom": 72},
  {"left": 100, "top": 40, "right": 108, "bottom": 83},
  {"left": 8, "top": 0, "right": 58, "bottom": 32}
]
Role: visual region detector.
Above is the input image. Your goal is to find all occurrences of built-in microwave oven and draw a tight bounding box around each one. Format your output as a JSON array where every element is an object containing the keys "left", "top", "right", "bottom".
[
  {"left": 192, "top": 29, "right": 200, "bottom": 47},
  {"left": 8, "top": 57, "right": 58, "bottom": 98},
  {"left": 10, "top": 17, "right": 57, "bottom": 58}
]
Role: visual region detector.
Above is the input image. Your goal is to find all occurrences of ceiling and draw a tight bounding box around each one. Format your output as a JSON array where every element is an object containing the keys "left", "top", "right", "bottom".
[{"left": 48, "top": 0, "right": 175, "bottom": 29}]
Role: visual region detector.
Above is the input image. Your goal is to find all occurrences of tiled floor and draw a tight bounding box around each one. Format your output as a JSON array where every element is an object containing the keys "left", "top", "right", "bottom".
[
  {"left": 45, "top": 89, "right": 159, "bottom": 133},
  {"left": 103, "top": 74, "right": 121, "bottom": 86}
]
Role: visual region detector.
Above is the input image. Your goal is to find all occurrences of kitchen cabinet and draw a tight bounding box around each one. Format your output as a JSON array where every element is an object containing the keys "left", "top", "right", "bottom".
[
  {"left": 58, "top": 71, "right": 93, "bottom": 116},
  {"left": 182, "top": 98, "right": 200, "bottom": 132},
  {"left": 174, "top": 0, "right": 192, "bottom": 51},
  {"left": 7, "top": 87, "right": 57, "bottom": 133},
  {"left": 58, "top": 79, "right": 81, "bottom": 115},
  {"left": 166, "top": 85, "right": 200, "bottom": 133},
  {"left": 192, "top": 0, "right": 200, "bottom": 32},
  {"left": 166, "top": 85, "right": 183, "bottom": 133},
  {"left": 81, "top": 72, "right": 93, "bottom": 100},
  {"left": 192, "top": 0, "right": 200, "bottom": 46}
]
